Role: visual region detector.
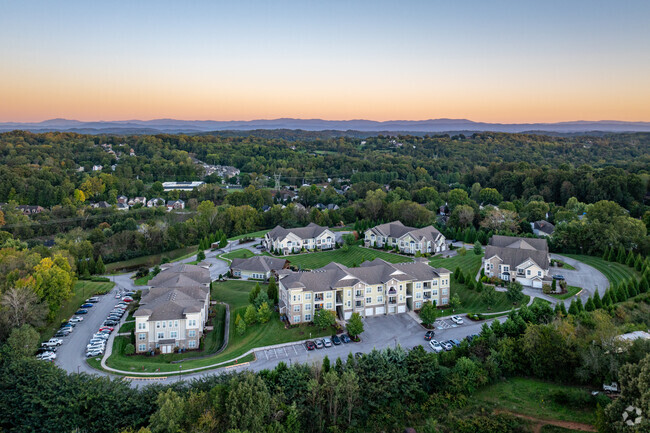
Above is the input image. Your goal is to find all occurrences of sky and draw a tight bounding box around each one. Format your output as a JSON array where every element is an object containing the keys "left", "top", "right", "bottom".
[{"left": 1, "top": 0, "right": 649, "bottom": 123}]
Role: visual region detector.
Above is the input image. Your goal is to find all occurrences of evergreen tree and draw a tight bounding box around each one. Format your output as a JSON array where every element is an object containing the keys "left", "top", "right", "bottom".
[
  {"left": 602, "top": 291, "right": 612, "bottom": 306},
  {"left": 608, "top": 287, "right": 618, "bottom": 303},
  {"left": 244, "top": 305, "right": 257, "bottom": 325},
  {"left": 266, "top": 276, "right": 278, "bottom": 303},
  {"left": 197, "top": 250, "right": 206, "bottom": 262},
  {"left": 454, "top": 267, "right": 461, "bottom": 280},
  {"left": 607, "top": 248, "right": 616, "bottom": 262},
  {"left": 249, "top": 283, "right": 262, "bottom": 304},
  {"left": 602, "top": 246, "right": 610, "bottom": 261},
  {"left": 257, "top": 302, "right": 272, "bottom": 323},
  {"left": 568, "top": 299, "right": 578, "bottom": 315},
  {"left": 457, "top": 271, "right": 465, "bottom": 284},
  {"left": 219, "top": 233, "right": 228, "bottom": 248},
  {"left": 639, "top": 276, "right": 649, "bottom": 293},
  {"left": 322, "top": 355, "right": 330, "bottom": 373},
  {"left": 88, "top": 257, "right": 96, "bottom": 275},
  {"left": 95, "top": 255, "right": 105, "bottom": 275},
  {"left": 593, "top": 290, "right": 602, "bottom": 309},
  {"left": 617, "top": 285, "right": 628, "bottom": 302},
  {"left": 551, "top": 278, "right": 557, "bottom": 292},
  {"left": 625, "top": 250, "right": 635, "bottom": 267},
  {"left": 616, "top": 246, "right": 626, "bottom": 264},
  {"left": 554, "top": 303, "right": 562, "bottom": 315},
  {"left": 584, "top": 297, "right": 595, "bottom": 311},
  {"left": 559, "top": 302, "right": 567, "bottom": 315},
  {"left": 634, "top": 254, "right": 643, "bottom": 272},
  {"left": 473, "top": 241, "right": 483, "bottom": 255},
  {"left": 235, "top": 314, "right": 246, "bottom": 335},
  {"left": 575, "top": 297, "right": 584, "bottom": 312}
]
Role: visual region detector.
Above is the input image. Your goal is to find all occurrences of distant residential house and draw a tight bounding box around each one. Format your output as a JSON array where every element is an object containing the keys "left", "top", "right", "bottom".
[
  {"left": 116, "top": 203, "right": 129, "bottom": 211},
  {"left": 230, "top": 256, "right": 290, "bottom": 280},
  {"left": 263, "top": 223, "right": 336, "bottom": 254},
  {"left": 162, "top": 181, "right": 204, "bottom": 192},
  {"left": 482, "top": 235, "right": 551, "bottom": 288},
  {"left": 147, "top": 197, "right": 165, "bottom": 207},
  {"left": 134, "top": 264, "right": 211, "bottom": 354},
  {"left": 364, "top": 221, "right": 446, "bottom": 254},
  {"left": 92, "top": 165, "right": 103, "bottom": 171},
  {"left": 132, "top": 196, "right": 147, "bottom": 206},
  {"left": 117, "top": 195, "right": 128, "bottom": 204},
  {"left": 166, "top": 199, "right": 185, "bottom": 210},
  {"left": 314, "top": 203, "right": 340, "bottom": 211},
  {"left": 276, "top": 190, "right": 297, "bottom": 202},
  {"left": 531, "top": 220, "right": 555, "bottom": 237},
  {"left": 17, "top": 205, "right": 45, "bottom": 215},
  {"left": 94, "top": 201, "right": 111, "bottom": 209}
]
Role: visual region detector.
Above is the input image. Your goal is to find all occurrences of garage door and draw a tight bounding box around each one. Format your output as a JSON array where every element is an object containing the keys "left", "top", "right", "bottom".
[
  {"left": 532, "top": 280, "right": 543, "bottom": 289},
  {"left": 375, "top": 306, "right": 385, "bottom": 315},
  {"left": 365, "top": 308, "right": 374, "bottom": 316},
  {"left": 388, "top": 306, "right": 396, "bottom": 313},
  {"left": 518, "top": 278, "right": 532, "bottom": 287},
  {"left": 397, "top": 305, "right": 406, "bottom": 313}
]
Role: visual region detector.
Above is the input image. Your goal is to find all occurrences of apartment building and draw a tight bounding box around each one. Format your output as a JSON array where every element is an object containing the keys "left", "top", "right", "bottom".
[
  {"left": 482, "top": 235, "right": 551, "bottom": 288},
  {"left": 133, "top": 264, "right": 211, "bottom": 354},
  {"left": 364, "top": 221, "right": 446, "bottom": 255},
  {"left": 264, "top": 222, "right": 336, "bottom": 255},
  {"left": 278, "top": 258, "right": 451, "bottom": 324}
]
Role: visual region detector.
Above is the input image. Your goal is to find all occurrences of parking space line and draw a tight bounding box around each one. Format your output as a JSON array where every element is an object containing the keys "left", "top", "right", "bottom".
[
  {"left": 293, "top": 345, "right": 298, "bottom": 355},
  {"left": 283, "top": 347, "right": 287, "bottom": 356}
]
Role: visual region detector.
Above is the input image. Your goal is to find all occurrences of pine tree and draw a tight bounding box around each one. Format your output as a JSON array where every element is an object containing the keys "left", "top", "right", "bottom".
[
  {"left": 559, "top": 302, "right": 567, "bottom": 315},
  {"left": 608, "top": 287, "right": 618, "bottom": 303},
  {"left": 248, "top": 283, "right": 261, "bottom": 304},
  {"left": 551, "top": 278, "right": 557, "bottom": 292},
  {"left": 602, "top": 246, "right": 610, "bottom": 261},
  {"left": 575, "top": 297, "right": 584, "bottom": 312},
  {"left": 322, "top": 356, "right": 330, "bottom": 373},
  {"left": 95, "top": 255, "right": 105, "bottom": 275},
  {"left": 88, "top": 257, "right": 96, "bottom": 275},
  {"left": 617, "top": 285, "right": 628, "bottom": 302},
  {"left": 568, "top": 299, "right": 578, "bottom": 315},
  {"left": 457, "top": 271, "right": 465, "bottom": 284},
  {"left": 554, "top": 303, "right": 562, "bottom": 315},
  {"left": 639, "top": 276, "right": 649, "bottom": 293},
  {"left": 616, "top": 246, "right": 626, "bottom": 264},
  {"left": 607, "top": 248, "right": 616, "bottom": 262},
  {"left": 625, "top": 250, "right": 635, "bottom": 267},
  {"left": 454, "top": 267, "right": 461, "bottom": 280},
  {"left": 602, "top": 291, "right": 612, "bottom": 306},
  {"left": 593, "top": 290, "right": 602, "bottom": 309},
  {"left": 584, "top": 297, "right": 595, "bottom": 311},
  {"left": 220, "top": 233, "right": 228, "bottom": 248},
  {"left": 266, "top": 276, "right": 278, "bottom": 303},
  {"left": 634, "top": 254, "right": 643, "bottom": 272}
]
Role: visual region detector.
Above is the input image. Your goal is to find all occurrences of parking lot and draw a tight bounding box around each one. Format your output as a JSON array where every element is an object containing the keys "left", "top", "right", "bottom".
[{"left": 255, "top": 343, "right": 306, "bottom": 361}]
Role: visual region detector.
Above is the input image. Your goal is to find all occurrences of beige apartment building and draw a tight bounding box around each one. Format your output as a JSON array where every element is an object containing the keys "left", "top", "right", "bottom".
[
  {"left": 482, "top": 235, "right": 551, "bottom": 288},
  {"left": 364, "top": 220, "right": 447, "bottom": 254},
  {"left": 278, "top": 258, "right": 451, "bottom": 324}
]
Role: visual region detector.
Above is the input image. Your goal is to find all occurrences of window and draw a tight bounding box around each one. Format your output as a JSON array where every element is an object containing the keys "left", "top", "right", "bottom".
[
  {"left": 138, "top": 344, "right": 146, "bottom": 352},
  {"left": 527, "top": 270, "right": 531, "bottom": 276},
  {"left": 293, "top": 305, "right": 301, "bottom": 312},
  {"left": 326, "top": 292, "right": 332, "bottom": 299},
  {"left": 415, "top": 301, "right": 422, "bottom": 309},
  {"left": 347, "top": 290, "right": 351, "bottom": 297},
  {"left": 415, "top": 292, "right": 421, "bottom": 299},
  {"left": 326, "top": 302, "right": 332, "bottom": 309},
  {"left": 305, "top": 304, "right": 311, "bottom": 311},
  {"left": 416, "top": 282, "right": 422, "bottom": 288},
  {"left": 304, "top": 314, "right": 311, "bottom": 321},
  {"left": 442, "top": 289, "right": 448, "bottom": 295},
  {"left": 174, "top": 320, "right": 178, "bottom": 327},
  {"left": 156, "top": 322, "right": 160, "bottom": 328},
  {"left": 399, "top": 295, "right": 403, "bottom": 301},
  {"left": 346, "top": 301, "right": 351, "bottom": 307},
  {"left": 538, "top": 271, "right": 542, "bottom": 277},
  {"left": 138, "top": 333, "right": 146, "bottom": 340},
  {"left": 188, "top": 330, "right": 196, "bottom": 337},
  {"left": 305, "top": 293, "right": 311, "bottom": 300},
  {"left": 399, "top": 284, "right": 403, "bottom": 290},
  {"left": 433, "top": 290, "right": 438, "bottom": 296},
  {"left": 377, "top": 296, "right": 383, "bottom": 303},
  {"left": 157, "top": 332, "right": 164, "bottom": 339},
  {"left": 366, "top": 286, "right": 372, "bottom": 294},
  {"left": 433, "top": 280, "right": 438, "bottom": 285},
  {"left": 366, "top": 297, "right": 372, "bottom": 304},
  {"left": 162, "top": 322, "right": 166, "bottom": 328},
  {"left": 138, "top": 322, "right": 145, "bottom": 330},
  {"left": 188, "top": 319, "right": 197, "bottom": 327},
  {"left": 188, "top": 340, "right": 196, "bottom": 348},
  {"left": 377, "top": 286, "right": 382, "bottom": 292},
  {"left": 170, "top": 331, "right": 178, "bottom": 339},
  {"left": 293, "top": 315, "right": 301, "bottom": 323},
  {"left": 168, "top": 321, "right": 172, "bottom": 328}
]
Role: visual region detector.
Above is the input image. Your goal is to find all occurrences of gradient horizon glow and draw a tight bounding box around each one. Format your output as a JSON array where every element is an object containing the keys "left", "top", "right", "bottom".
[{"left": 1, "top": 0, "right": 649, "bottom": 123}]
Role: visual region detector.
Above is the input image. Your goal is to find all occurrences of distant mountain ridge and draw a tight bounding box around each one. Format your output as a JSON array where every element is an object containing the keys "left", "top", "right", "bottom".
[{"left": 1, "top": 118, "right": 649, "bottom": 134}]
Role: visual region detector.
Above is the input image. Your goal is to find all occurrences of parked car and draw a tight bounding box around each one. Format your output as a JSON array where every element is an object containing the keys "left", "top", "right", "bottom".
[
  {"left": 36, "top": 347, "right": 56, "bottom": 354},
  {"left": 69, "top": 316, "right": 83, "bottom": 323},
  {"left": 440, "top": 341, "right": 453, "bottom": 351},
  {"left": 354, "top": 352, "right": 364, "bottom": 359},
  {"left": 41, "top": 338, "right": 63, "bottom": 348},
  {"left": 99, "top": 326, "right": 114, "bottom": 332},
  {"left": 450, "top": 339, "right": 462, "bottom": 347},
  {"left": 80, "top": 303, "right": 94, "bottom": 308},
  {"left": 429, "top": 340, "right": 443, "bottom": 353},
  {"left": 331, "top": 335, "right": 341, "bottom": 345},
  {"left": 450, "top": 315, "right": 464, "bottom": 325},
  {"left": 255, "top": 244, "right": 264, "bottom": 250},
  {"left": 114, "top": 293, "right": 121, "bottom": 299},
  {"left": 54, "top": 331, "right": 70, "bottom": 338},
  {"left": 103, "top": 320, "right": 118, "bottom": 326},
  {"left": 87, "top": 297, "right": 100, "bottom": 303},
  {"left": 552, "top": 274, "right": 565, "bottom": 280},
  {"left": 93, "top": 333, "right": 109, "bottom": 340},
  {"left": 86, "top": 349, "right": 104, "bottom": 357},
  {"left": 60, "top": 321, "right": 75, "bottom": 327},
  {"left": 75, "top": 309, "right": 88, "bottom": 315},
  {"left": 341, "top": 334, "right": 351, "bottom": 343},
  {"left": 314, "top": 339, "right": 324, "bottom": 349},
  {"left": 424, "top": 330, "right": 435, "bottom": 340},
  {"left": 322, "top": 337, "right": 333, "bottom": 348},
  {"left": 37, "top": 352, "right": 56, "bottom": 361},
  {"left": 305, "top": 341, "right": 316, "bottom": 350},
  {"left": 122, "top": 297, "right": 133, "bottom": 302}
]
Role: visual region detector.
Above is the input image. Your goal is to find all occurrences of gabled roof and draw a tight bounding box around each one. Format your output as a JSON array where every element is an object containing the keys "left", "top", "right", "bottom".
[
  {"left": 266, "top": 223, "right": 331, "bottom": 241},
  {"left": 533, "top": 220, "right": 555, "bottom": 235},
  {"left": 231, "top": 256, "right": 288, "bottom": 273},
  {"left": 135, "top": 285, "right": 208, "bottom": 320},
  {"left": 484, "top": 235, "right": 549, "bottom": 270},
  {"left": 148, "top": 263, "right": 211, "bottom": 288},
  {"left": 279, "top": 258, "right": 449, "bottom": 292},
  {"left": 367, "top": 220, "right": 442, "bottom": 244}
]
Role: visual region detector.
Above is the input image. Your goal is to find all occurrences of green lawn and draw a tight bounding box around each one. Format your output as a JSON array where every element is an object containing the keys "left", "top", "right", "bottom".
[
  {"left": 474, "top": 377, "right": 597, "bottom": 425},
  {"left": 428, "top": 253, "right": 528, "bottom": 315},
  {"left": 563, "top": 254, "right": 639, "bottom": 287},
  {"left": 531, "top": 297, "right": 552, "bottom": 307},
  {"left": 550, "top": 285, "right": 581, "bottom": 300},
  {"left": 134, "top": 274, "right": 154, "bottom": 286},
  {"left": 228, "top": 229, "right": 270, "bottom": 241},
  {"left": 284, "top": 245, "right": 412, "bottom": 269},
  {"left": 119, "top": 321, "right": 135, "bottom": 333},
  {"left": 552, "top": 260, "right": 576, "bottom": 271},
  {"left": 105, "top": 245, "right": 198, "bottom": 273},
  {"left": 221, "top": 249, "right": 258, "bottom": 261},
  {"left": 41, "top": 280, "right": 115, "bottom": 341},
  {"left": 101, "top": 280, "right": 329, "bottom": 373}
]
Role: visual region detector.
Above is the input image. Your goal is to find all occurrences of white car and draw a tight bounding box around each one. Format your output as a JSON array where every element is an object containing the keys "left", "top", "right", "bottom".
[
  {"left": 450, "top": 315, "right": 464, "bottom": 325},
  {"left": 69, "top": 316, "right": 84, "bottom": 323},
  {"left": 87, "top": 341, "right": 106, "bottom": 349},
  {"left": 92, "top": 333, "right": 109, "bottom": 340},
  {"left": 429, "top": 340, "right": 443, "bottom": 353},
  {"left": 41, "top": 338, "right": 63, "bottom": 348},
  {"left": 37, "top": 352, "right": 57, "bottom": 361},
  {"left": 86, "top": 349, "right": 104, "bottom": 357}
]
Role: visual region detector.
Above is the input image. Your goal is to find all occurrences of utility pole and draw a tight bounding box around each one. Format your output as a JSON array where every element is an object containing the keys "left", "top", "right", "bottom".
[{"left": 274, "top": 173, "right": 281, "bottom": 190}]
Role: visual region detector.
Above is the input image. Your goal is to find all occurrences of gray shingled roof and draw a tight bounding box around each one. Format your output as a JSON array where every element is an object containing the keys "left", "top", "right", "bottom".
[
  {"left": 533, "top": 220, "right": 555, "bottom": 235},
  {"left": 148, "top": 264, "right": 211, "bottom": 288},
  {"left": 266, "top": 222, "right": 330, "bottom": 241},
  {"left": 134, "top": 285, "right": 208, "bottom": 320},
  {"left": 279, "top": 258, "right": 449, "bottom": 292},
  {"left": 230, "top": 256, "right": 288, "bottom": 273},
  {"left": 484, "top": 235, "right": 549, "bottom": 270},
  {"left": 369, "top": 220, "right": 442, "bottom": 243}
]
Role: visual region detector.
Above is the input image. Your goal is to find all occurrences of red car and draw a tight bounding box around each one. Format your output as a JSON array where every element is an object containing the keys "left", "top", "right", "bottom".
[
  {"left": 99, "top": 326, "right": 114, "bottom": 332},
  {"left": 122, "top": 297, "right": 133, "bottom": 302},
  {"left": 305, "top": 340, "right": 316, "bottom": 350}
]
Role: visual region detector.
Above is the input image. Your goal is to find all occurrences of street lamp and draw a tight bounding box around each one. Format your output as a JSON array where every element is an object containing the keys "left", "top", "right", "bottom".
[
  {"left": 178, "top": 365, "right": 182, "bottom": 382},
  {"left": 77, "top": 365, "right": 80, "bottom": 374}
]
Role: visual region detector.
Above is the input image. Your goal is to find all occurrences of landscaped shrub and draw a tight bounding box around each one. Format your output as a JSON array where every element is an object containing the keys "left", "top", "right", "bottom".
[{"left": 124, "top": 343, "right": 135, "bottom": 355}]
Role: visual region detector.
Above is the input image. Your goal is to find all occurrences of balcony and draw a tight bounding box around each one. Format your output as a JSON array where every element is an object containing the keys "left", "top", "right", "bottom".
[
  {"left": 355, "top": 292, "right": 364, "bottom": 299},
  {"left": 388, "top": 298, "right": 397, "bottom": 305},
  {"left": 315, "top": 303, "right": 324, "bottom": 310},
  {"left": 314, "top": 294, "right": 324, "bottom": 302},
  {"left": 423, "top": 292, "right": 432, "bottom": 300}
]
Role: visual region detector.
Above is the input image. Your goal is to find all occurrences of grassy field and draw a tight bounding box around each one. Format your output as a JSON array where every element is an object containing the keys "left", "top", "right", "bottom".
[
  {"left": 228, "top": 229, "right": 270, "bottom": 241},
  {"left": 284, "top": 245, "right": 412, "bottom": 269},
  {"left": 429, "top": 253, "right": 528, "bottom": 315},
  {"left": 552, "top": 260, "right": 576, "bottom": 271},
  {"left": 531, "top": 297, "right": 552, "bottom": 307},
  {"left": 550, "top": 285, "right": 581, "bottom": 300},
  {"left": 221, "top": 248, "right": 259, "bottom": 261},
  {"left": 134, "top": 274, "right": 154, "bottom": 286},
  {"left": 41, "top": 280, "right": 114, "bottom": 341},
  {"left": 563, "top": 254, "right": 639, "bottom": 287},
  {"left": 119, "top": 321, "right": 135, "bottom": 333},
  {"left": 105, "top": 245, "right": 198, "bottom": 273},
  {"left": 102, "top": 280, "right": 328, "bottom": 373},
  {"left": 474, "top": 377, "right": 597, "bottom": 425}
]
